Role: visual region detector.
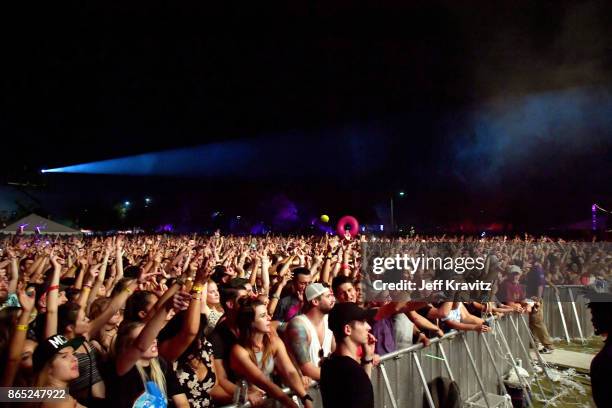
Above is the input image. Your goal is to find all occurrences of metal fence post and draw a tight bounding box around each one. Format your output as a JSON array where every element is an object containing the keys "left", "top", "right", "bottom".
[
  {"left": 567, "top": 287, "right": 586, "bottom": 344},
  {"left": 554, "top": 289, "right": 571, "bottom": 344},
  {"left": 437, "top": 342, "right": 455, "bottom": 382},
  {"left": 509, "top": 314, "right": 546, "bottom": 401},
  {"left": 413, "top": 352, "right": 436, "bottom": 408},
  {"left": 495, "top": 318, "right": 533, "bottom": 407},
  {"left": 460, "top": 334, "right": 491, "bottom": 408},
  {"left": 519, "top": 314, "right": 557, "bottom": 396},
  {"left": 481, "top": 334, "right": 508, "bottom": 396},
  {"left": 378, "top": 362, "right": 399, "bottom": 408}
]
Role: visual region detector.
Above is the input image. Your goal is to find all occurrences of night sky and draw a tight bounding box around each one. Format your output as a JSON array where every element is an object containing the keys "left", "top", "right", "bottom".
[{"left": 1, "top": 1, "right": 611, "bottom": 232}]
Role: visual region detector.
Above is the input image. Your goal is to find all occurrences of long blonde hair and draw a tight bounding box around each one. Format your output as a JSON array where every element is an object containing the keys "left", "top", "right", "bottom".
[{"left": 116, "top": 321, "right": 167, "bottom": 397}]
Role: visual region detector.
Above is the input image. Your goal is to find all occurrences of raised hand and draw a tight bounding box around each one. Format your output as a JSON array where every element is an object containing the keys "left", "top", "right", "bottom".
[
  {"left": 364, "top": 332, "right": 377, "bottom": 359},
  {"left": 18, "top": 287, "right": 36, "bottom": 312},
  {"left": 194, "top": 258, "right": 212, "bottom": 283},
  {"left": 138, "top": 268, "right": 161, "bottom": 285},
  {"left": 84, "top": 267, "right": 100, "bottom": 287},
  {"left": 169, "top": 291, "right": 191, "bottom": 312},
  {"left": 50, "top": 253, "right": 64, "bottom": 269}
]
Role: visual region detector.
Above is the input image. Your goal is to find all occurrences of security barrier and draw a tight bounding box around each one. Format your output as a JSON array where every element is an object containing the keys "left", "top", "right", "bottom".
[
  {"left": 371, "top": 315, "right": 531, "bottom": 408},
  {"left": 541, "top": 285, "right": 594, "bottom": 342}
]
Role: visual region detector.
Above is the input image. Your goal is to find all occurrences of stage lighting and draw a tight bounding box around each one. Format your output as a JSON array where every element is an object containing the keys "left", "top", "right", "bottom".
[
  {"left": 145, "top": 197, "right": 152, "bottom": 203},
  {"left": 124, "top": 201, "right": 131, "bottom": 206}
]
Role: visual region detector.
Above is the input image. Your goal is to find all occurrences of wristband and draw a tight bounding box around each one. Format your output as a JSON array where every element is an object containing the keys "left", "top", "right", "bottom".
[
  {"left": 46, "top": 285, "right": 60, "bottom": 293},
  {"left": 124, "top": 287, "right": 133, "bottom": 294},
  {"left": 299, "top": 394, "right": 313, "bottom": 403},
  {"left": 83, "top": 284, "right": 92, "bottom": 290},
  {"left": 191, "top": 294, "right": 201, "bottom": 301},
  {"left": 191, "top": 284, "right": 204, "bottom": 293},
  {"left": 271, "top": 294, "right": 280, "bottom": 300},
  {"left": 362, "top": 358, "right": 373, "bottom": 365},
  {"left": 341, "top": 263, "right": 350, "bottom": 270},
  {"left": 16, "top": 324, "right": 29, "bottom": 331}
]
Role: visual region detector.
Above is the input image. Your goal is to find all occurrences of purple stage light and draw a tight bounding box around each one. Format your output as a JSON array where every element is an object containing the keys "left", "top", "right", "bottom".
[
  {"left": 250, "top": 222, "right": 267, "bottom": 235},
  {"left": 155, "top": 224, "right": 175, "bottom": 233}
]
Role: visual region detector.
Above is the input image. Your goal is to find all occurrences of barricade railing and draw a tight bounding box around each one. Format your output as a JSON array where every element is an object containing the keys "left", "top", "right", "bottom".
[
  {"left": 541, "top": 285, "right": 594, "bottom": 342},
  {"left": 220, "top": 314, "right": 533, "bottom": 408}
]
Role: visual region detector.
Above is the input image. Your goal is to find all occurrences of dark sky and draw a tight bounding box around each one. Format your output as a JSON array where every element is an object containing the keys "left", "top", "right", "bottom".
[{"left": 1, "top": 1, "right": 611, "bottom": 231}]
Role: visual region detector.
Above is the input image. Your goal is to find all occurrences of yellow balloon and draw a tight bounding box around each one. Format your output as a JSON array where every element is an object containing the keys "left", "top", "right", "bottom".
[{"left": 320, "top": 214, "right": 329, "bottom": 223}]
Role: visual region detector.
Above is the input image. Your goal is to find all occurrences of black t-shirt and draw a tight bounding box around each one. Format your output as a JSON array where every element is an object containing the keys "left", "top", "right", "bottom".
[
  {"left": 320, "top": 355, "right": 374, "bottom": 408},
  {"left": 107, "top": 357, "right": 183, "bottom": 408},
  {"left": 590, "top": 338, "right": 612, "bottom": 408},
  {"left": 209, "top": 319, "right": 239, "bottom": 381}
]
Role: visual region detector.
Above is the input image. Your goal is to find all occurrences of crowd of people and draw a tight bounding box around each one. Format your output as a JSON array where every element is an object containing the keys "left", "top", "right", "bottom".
[{"left": 0, "top": 232, "right": 609, "bottom": 408}]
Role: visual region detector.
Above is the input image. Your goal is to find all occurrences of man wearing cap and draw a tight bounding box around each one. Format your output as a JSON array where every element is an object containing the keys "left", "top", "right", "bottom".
[
  {"left": 320, "top": 302, "right": 377, "bottom": 408},
  {"left": 285, "top": 283, "right": 335, "bottom": 381},
  {"left": 497, "top": 266, "right": 526, "bottom": 310},
  {"left": 499, "top": 266, "right": 554, "bottom": 353}
]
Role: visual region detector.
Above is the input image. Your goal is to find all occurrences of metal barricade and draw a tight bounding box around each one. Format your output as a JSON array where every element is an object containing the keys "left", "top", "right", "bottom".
[{"left": 542, "top": 285, "right": 594, "bottom": 341}]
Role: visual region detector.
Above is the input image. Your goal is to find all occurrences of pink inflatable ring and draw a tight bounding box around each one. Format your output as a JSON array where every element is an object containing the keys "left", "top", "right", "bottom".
[{"left": 336, "top": 215, "right": 359, "bottom": 238}]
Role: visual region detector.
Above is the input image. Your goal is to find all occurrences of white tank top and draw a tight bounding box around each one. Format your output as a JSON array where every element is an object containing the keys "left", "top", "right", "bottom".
[{"left": 294, "top": 314, "right": 333, "bottom": 367}]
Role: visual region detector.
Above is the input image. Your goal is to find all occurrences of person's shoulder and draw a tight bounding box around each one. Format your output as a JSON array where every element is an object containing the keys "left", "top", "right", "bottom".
[
  {"left": 211, "top": 319, "right": 233, "bottom": 338},
  {"left": 322, "top": 354, "right": 358, "bottom": 370},
  {"left": 229, "top": 342, "right": 249, "bottom": 360},
  {"left": 279, "top": 294, "right": 295, "bottom": 305},
  {"left": 157, "top": 355, "right": 170, "bottom": 370},
  {"left": 287, "top": 314, "right": 307, "bottom": 331}
]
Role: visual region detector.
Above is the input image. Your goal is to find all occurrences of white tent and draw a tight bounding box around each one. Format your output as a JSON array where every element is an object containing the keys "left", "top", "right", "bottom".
[{"left": 0, "top": 213, "right": 81, "bottom": 235}]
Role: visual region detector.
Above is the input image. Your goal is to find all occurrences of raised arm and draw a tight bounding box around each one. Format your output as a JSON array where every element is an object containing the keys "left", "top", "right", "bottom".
[
  {"left": 158, "top": 262, "right": 211, "bottom": 362},
  {"left": 260, "top": 253, "right": 271, "bottom": 296},
  {"left": 1, "top": 287, "right": 36, "bottom": 386},
  {"left": 87, "top": 279, "right": 139, "bottom": 339},
  {"left": 44, "top": 254, "right": 63, "bottom": 338},
  {"left": 268, "top": 273, "right": 291, "bottom": 316},
  {"left": 115, "top": 292, "right": 184, "bottom": 376},
  {"left": 6, "top": 248, "right": 19, "bottom": 293},
  {"left": 87, "top": 248, "right": 110, "bottom": 307}
]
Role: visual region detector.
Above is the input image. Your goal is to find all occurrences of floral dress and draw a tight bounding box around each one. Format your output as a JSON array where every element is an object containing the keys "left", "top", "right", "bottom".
[
  {"left": 205, "top": 308, "right": 223, "bottom": 336},
  {"left": 173, "top": 338, "right": 216, "bottom": 407}
]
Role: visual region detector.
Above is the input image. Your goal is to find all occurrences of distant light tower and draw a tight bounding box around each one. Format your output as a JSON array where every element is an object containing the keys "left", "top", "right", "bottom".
[
  {"left": 592, "top": 204, "right": 597, "bottom": 231},
  {"left": 390, "top": 191, "right": 406, "bottom": 233}
]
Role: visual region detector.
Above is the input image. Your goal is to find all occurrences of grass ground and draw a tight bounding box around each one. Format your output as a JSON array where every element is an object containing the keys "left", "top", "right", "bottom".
[{"left": 526, "top": 338, "right": 602, "bottom": 408}]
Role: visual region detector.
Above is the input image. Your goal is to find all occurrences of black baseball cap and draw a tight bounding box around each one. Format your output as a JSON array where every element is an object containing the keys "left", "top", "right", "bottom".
[
  {"left": 328, "top": 303, "right": 376, "bottom": 338},
  {"left": 33, "top": 334, "right": 84, "bottom": 372}
]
